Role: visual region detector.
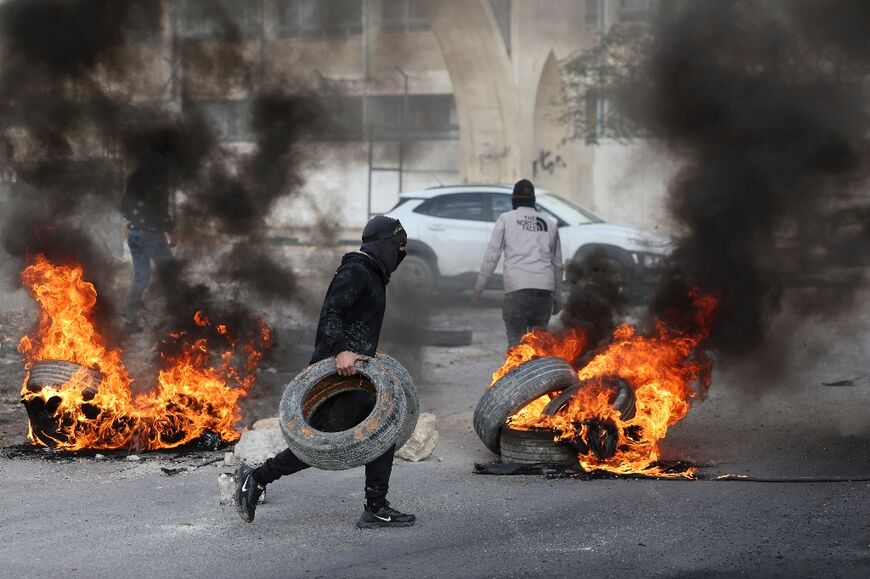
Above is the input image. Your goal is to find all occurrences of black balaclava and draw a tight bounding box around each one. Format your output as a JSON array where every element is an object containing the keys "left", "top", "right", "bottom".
[
  {"left": 512, "top": 178, "right": 536, "bottom": 209},
  {"left": 360, "top": 216, "right": 407, "bottom": 282}
]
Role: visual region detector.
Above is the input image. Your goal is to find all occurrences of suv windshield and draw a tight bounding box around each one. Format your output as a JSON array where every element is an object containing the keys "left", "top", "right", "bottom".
[{"left": 538, "top": 194, "right": 603, "bottom": 225}]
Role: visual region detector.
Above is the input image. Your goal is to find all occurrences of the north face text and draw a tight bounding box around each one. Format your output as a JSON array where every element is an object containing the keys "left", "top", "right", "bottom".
[{"left": 517, "top": 215, "right": 549, "bottom": 232}]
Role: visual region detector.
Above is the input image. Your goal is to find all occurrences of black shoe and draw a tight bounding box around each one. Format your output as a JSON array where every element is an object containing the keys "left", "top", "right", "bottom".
[
  {"left": 356, "top": 502, "right": 416, "bottom": 529},
  {"left": 234, "top": 464, "right": 264, "bottom": 523}
]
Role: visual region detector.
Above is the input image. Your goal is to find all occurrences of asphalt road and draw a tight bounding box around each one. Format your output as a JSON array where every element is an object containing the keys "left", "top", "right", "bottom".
[{"left": 1, "top": 294, "right": 869, "bottom": 578}]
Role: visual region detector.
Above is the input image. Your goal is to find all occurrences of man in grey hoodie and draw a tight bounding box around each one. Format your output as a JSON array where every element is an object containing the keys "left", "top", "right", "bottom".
[{"left": 472, "top": 179, "right": 563, "bottom": 346}]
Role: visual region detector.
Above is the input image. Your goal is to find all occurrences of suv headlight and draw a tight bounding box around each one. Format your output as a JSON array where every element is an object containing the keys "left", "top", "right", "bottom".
[{"left": 640, "top": 252, "right": 663, "bottom": 268}]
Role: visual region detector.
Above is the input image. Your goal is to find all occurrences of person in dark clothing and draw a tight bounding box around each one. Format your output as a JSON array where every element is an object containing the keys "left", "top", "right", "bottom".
[
  {"left": 234, "top": 215, "right": 416, "bottom": 529},
  {"left": 120, "top": 168, "right": 176, "bottom": 334}
]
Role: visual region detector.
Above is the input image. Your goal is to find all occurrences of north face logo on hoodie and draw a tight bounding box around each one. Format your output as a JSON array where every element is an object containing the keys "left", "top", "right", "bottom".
[{"left": 517, "top": 215, "right": 549, "bottom": 232}]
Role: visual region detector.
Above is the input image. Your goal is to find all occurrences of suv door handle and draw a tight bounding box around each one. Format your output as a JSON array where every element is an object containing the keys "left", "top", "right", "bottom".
[{"left": 426, "top": 224, "right": 446, "bottom": 231}]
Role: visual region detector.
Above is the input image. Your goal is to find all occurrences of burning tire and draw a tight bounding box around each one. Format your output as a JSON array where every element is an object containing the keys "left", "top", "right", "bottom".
[
  {"left": 23, "top": 360, "right": 102, "bottom": 446},
  {"left": 542, "top": 376, "right": 636, "bottom": 421},
  {"left": 279, "top": 356, "right": 408, "bottom": 470},
  {"left": 27, "top": 360, "right": 102, "bottom": 391},
  {"left": 473, "top": 357, "right": 578, "bottom": 454},
  {"left": 376, "top": 353, "right": 419, "bottom": 450},
  {"left": 499, "top": 426, "right": 579, "bottom": 466},
  {"left": 540, "top": 376, "right": 636, "bottom": 460}
]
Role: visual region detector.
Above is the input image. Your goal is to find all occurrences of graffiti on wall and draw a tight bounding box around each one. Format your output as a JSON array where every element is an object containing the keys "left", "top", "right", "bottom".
[
  {"left": 532, "top": 148, "right": 566, "bottom": 177},
  {"left": 478, "top": 146, "right": 511, "bottom": 174}
]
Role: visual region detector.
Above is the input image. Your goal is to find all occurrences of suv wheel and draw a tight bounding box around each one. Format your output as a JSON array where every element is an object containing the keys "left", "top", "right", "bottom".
[
  {"left": 572, "top": 250, "right": 634, "bottom": 303},
  {"left": 391, "top": 254, "right": 436, "bottom": 300},
  {"left": 600, "top": 256, "right": 631, "bottom": 299}
]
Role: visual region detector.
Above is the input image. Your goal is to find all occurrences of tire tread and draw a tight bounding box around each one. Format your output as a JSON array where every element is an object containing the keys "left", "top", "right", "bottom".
[{"left": 473, "top": 357, "right": 577, "bottom": 454}]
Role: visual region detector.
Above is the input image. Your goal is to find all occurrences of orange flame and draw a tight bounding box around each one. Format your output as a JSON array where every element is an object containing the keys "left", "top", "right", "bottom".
[
  {"left": 491, "top": 327, "right": 588, "bottom": 385},
  {"left": 18, "top": 254, "right": 271, "bottom": 451},
  {"left": 503, "top": 291, "right": 717, "bottom": 478}
]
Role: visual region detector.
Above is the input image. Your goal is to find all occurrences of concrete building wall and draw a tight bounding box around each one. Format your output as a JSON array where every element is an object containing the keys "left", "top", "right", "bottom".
[
  {"left": 263, "top": 16, "right": 451, "bottom": 94},
  {"left": 1, "top": 0, "right": 682, "bottom": 312},
  {"left": 259, "top": 0, "right": 678, "bottom": 235},
  {"left": 260, "top": 0, "right": 458, "bottom": 231},
  {"left": 530, "top": 52, "right": 575, "bottom": 202},
  {"left": 589, "top": 140, "right": 681, "bottom": 234},
  {"left": 268, "top": 139, "right": 458, "bottom": 233},
  {"left": 511, "top": 0, "right": 587, "bottom": 174},
  {"left": 427, "top": 1, "right": 519, "bottom": 184}
]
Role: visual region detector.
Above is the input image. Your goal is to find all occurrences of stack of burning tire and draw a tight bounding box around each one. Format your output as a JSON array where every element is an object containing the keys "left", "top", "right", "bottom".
[
  {"left": 23, "top": 360, "right": 103, "bottom": 446},
  {"left": 473, "top": 357, "right": 636, "bottom": 467},
  {"left": 279, "top": 353, "right": 419, "bottom": 470}
]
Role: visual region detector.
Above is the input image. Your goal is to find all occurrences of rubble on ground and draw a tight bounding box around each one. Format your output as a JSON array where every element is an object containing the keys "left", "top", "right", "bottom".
[
  {"left": 231, "top": 420, "right": 286, "bottom": 465},
  {"left": 396, "top": 412, "right": 438, "bottom": 462},
  {"left": 230, "top": 412, "right": 440, "bottom": 464}
]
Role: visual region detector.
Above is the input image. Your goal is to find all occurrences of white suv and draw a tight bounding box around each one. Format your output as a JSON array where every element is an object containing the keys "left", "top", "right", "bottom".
[{"left": 386, "top": 185, "right": 668, "bottom": 298}]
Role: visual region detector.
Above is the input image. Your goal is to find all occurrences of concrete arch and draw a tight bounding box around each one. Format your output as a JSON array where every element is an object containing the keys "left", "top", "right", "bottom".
[
  {"left": 531, "top": 50, "right": 571, "bottom": 193},
  {"left": 426, "top": 0, "right": 520, "bottom": 183}
]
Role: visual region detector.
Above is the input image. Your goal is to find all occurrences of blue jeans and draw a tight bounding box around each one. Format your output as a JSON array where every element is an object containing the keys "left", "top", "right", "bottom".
[{"left": 126, "top": 229, "right": 173, "bottom": 320}]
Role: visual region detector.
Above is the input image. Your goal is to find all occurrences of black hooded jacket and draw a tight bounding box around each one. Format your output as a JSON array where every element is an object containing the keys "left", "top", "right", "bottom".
[
  {"left": 309, "top": 251, "right": 387, "bottom": 364},
  {"left": 120, "top": 167, "right": 176, "bottom": 232}
]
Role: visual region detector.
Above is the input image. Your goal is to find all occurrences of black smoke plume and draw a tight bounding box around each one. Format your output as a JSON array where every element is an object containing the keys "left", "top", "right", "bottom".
[
  {"left": 582, "top": 0, "right": 870, "bottom": 357},
  {"left": 0, "top": 0, "right": 328, "bottom": 370},
  {"left": 559, "top": 249, "right": 627, "bottom": 351},
  {"left": 650, "top": 0, "right": 870, "bottom": 354},
  {"left": 2, "top": 0, "right": 135, "bottom": 78}
]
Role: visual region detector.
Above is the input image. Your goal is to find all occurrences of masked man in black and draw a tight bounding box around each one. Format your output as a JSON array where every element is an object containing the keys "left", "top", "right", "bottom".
[{"left": 234, "top": 216, "right": 415, "bottom": 529}]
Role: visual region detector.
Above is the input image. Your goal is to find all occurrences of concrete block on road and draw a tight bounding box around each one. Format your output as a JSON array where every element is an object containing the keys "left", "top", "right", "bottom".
[
  {"left": 218, "top": 473, "right": 235, "bottom": 505},
  {"left": 253, "top": 417, "right": 279, "bottom": 431},
  {"left": 233, "top": 421, "right": 286, "bottom": 465},
  {"left": 396, "top": 412, "right": 438, "bottom": 462}
]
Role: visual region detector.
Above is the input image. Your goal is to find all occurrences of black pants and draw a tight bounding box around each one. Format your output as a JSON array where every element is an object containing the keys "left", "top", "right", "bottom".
[
  {"left": 253, "top": 445, "right": 395, "bottom": 503},
  {"left": 502, "top": 288, "right": 553, "bottom": 347},
  {"left": 252, "top": 390, "right": 394, "bottom": 504}
]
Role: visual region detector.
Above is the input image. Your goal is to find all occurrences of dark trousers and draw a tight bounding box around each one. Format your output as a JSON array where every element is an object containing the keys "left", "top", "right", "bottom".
[
  {"left": 253, "top": 390, "right": 394, "bottom": 503},
  {"left": 253, "top": 445, "right": 396, "bottom": 503},
  {"left": 126, "top": 229, "right": 173, "bottom": 320},
  {"left": 503, "top": 288, "right": 553, "bottom": 347}
]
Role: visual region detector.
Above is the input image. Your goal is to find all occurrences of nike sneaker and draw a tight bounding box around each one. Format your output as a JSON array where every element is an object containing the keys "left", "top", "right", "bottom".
[
  {"left": 356, "top": 502, "right": 416, "bottom": 529},
  {"left": 234, "top": 464, "right": 264, "bottom": 523}
]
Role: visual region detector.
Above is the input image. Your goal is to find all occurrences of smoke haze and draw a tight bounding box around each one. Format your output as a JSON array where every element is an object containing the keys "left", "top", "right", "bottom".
[
  {"left": 0, "top": 0, "right": 328, "bottom": 348},
  {"left": 597, "top": 0, "right": 870, "bottom": 360}
]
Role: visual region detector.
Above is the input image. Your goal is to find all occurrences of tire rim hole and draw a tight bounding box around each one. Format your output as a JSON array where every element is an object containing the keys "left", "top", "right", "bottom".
[{"left": 302, "top": 375, "right": 377, "bottom": 433}]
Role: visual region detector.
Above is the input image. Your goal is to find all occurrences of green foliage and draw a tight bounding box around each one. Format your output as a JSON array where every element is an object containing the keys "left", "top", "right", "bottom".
[{"left": 559, "top": 22, "right": 654, "bottom": 144}]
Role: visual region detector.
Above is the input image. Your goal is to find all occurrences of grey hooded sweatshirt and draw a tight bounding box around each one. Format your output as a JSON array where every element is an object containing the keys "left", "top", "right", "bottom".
[{"left": 475, "top": 206, "right": 563, "bottom": 295}]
